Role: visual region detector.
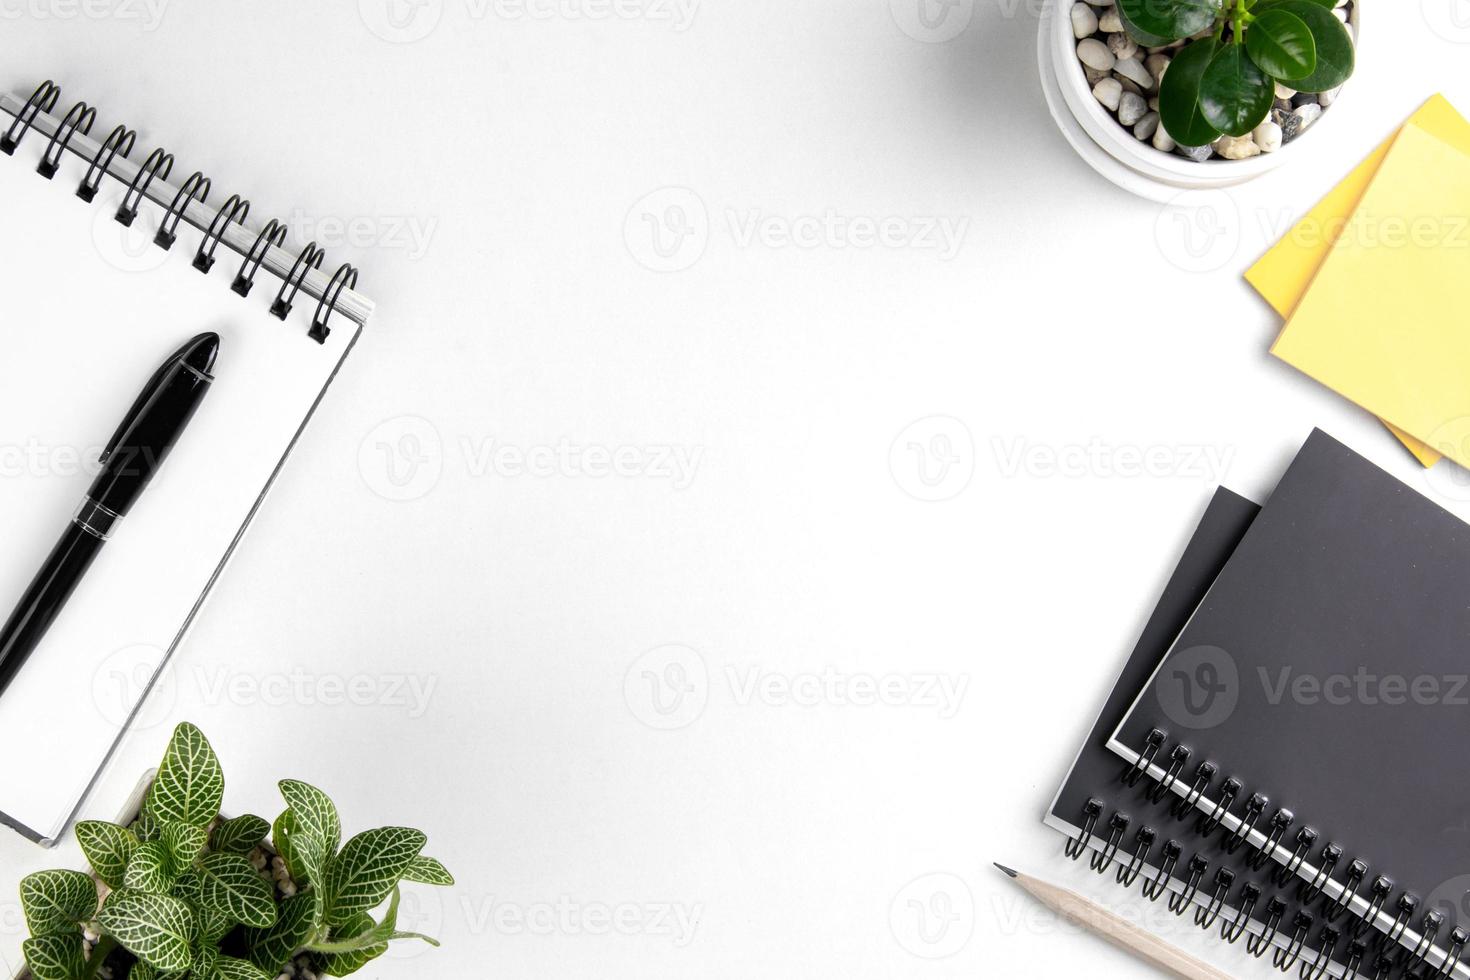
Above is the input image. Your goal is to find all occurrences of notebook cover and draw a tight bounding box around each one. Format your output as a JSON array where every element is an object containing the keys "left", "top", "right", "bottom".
[{"left": 1108, "top": 429, "right": 1470, "bottom": 952}]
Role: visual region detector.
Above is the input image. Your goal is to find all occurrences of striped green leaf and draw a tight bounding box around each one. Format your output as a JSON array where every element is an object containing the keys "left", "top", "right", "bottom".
[
  {"left": 75, "top": 821, "right": 139, "bottom": 891},
  {"left": 19, "top": 870, "right": 98, "bottom": 936},
  {"left": 211, "top": 954, "right": 275, "bottom": 980},
  {"left": 323, "top": 828, "right": 425, "bottom": 926},
  {"left": 96, "top": 889, "right": 196, "bottom": 973},
  {"left": 213, "top": 814, "right": 270, "bottom": 855},
  {"left": 279, "top": 780, "right": 341, "bottom": 857},
  {"left": 144, "top": 722, "right": 225, "bottom": 829},
  {"left": 124, "top": 841, "right": 176, "bottom": 895},
  {"left": 245, "top": 892, "right": 317, "bottom": 975},
  {"left": 198, "top": 852, "right": 278, "bottom": 929},
  {"left": 161, "top": 821, "right": 209, "bottom": 870},
  {"left": 318, "top": 911, "right": 387, "bottom": 976},
  {"left": 402, "top": 855, "right": 454, "bottom": 886},
  {"left": 21, "top": 933, "right": 87, "bottom": 980}
]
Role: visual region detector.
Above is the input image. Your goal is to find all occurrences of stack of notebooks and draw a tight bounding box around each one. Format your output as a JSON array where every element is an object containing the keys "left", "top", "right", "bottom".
[
  {"left": 1248, "top": 95, "right": 1470, "bottom": 472},
  {"left": 1047, "top": 429, "right": 1470, "bottom": 979}
]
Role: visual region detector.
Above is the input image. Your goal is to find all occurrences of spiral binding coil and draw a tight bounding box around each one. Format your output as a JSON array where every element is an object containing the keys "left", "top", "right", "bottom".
[
  {"left": 0, "top": 80, "right": 364, "bottom": 342},
  {"left": 1085, "top": 725, "right": 1464, "bottom": 979}
]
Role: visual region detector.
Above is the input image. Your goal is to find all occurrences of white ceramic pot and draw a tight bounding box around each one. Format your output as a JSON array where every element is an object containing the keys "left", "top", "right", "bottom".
[{"left": 1038, "top": 0, "right": 1359, "bottom": 200}]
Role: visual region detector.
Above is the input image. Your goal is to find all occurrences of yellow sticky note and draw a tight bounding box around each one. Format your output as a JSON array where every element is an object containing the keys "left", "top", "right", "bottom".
[
  {"left": 1270, "top": 121, "right": 1470, "bottom": 471},
  {"left": 1246, "top": 95, "right": 1470, "bottom": 468}
]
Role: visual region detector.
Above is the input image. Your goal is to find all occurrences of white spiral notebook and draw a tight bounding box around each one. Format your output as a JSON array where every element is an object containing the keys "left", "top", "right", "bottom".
[{"left": 0, "top": 81, "right": 375, "bottom": 845}]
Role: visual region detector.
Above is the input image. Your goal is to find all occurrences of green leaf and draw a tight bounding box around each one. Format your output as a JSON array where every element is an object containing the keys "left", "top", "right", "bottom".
[
  {"left": 1118, "top": 0, "right": 1220, "bottom": 43},
  {"left": 318, "top": 911, "right": 388, "bottom": 976},
  {"left": 144, "top": 722, "right": 225, "bottom": 829},
  {"left": 272, "top": 810, "right": 306, "bottom": 885},
  {"left": 198, "top": 852, "right": 279, "bottom": 929},
  {"left": 280, "top": 780, "right": 341, "bottom": 857},
  {"left": 21, "top": 934, "right": 87, "bottom": 980},
  {"left": 1245, "top": 8, "right": 1315, "bottom": 80},
  {"left": 402, "top": 855, "right": 454, "bottom": 886},
  {"left": 161, "top": 821, "right": 210, "bottom": 870},
  {"left": 19, "top": 870, "right": 98, "bottom": 936},
  {"left": 1200, "top": 42, "right": 1275, "bottom": 136},
  {"left": 213, "top": 814, "right": 271, "bottom": 855},
  {"left": 1159, "top": 38, "right": 1224, "bottom": 147},
  {"left": 197, "top": 905, "right": 235, "bottom": 946},
  {"left": 96, "top": 889, "right": 196, "bottom": 973},
  {"left": 245, "top": 892, "right": 318, "bottom": 975},
  {"left": 172, "top": 869, "right": 204, "bottom": 905},
  {"left": 75, "top": 821, "right": 139, "bottom": 891},
  {"left": 323, "top": 827, "right": 426, "bottom": 926},
  {"left": 132, "top": 810, "right": 161, "bottom": 843},
  {"left": 1273, "top": 0, "right": 1353, "bottom": 92},
  {"left": 125, "top": 841, "right": 177, "bottom": 895},
  {"left": 212, "top": 954, "right": 276, "bottom": 980}
]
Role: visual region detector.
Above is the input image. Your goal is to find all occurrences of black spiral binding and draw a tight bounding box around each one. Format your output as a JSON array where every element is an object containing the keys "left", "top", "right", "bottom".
[
  {"left": 1088, "top": 727, "right": 1469, "bottom": 980},
  {"left": 2, "top": 80, "right": 363, "bottom": 341}
]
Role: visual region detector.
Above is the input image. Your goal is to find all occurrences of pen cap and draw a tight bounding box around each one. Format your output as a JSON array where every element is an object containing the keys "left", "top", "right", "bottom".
[{"left": 87, "top": 332, "right": 218, "bottom": 517}]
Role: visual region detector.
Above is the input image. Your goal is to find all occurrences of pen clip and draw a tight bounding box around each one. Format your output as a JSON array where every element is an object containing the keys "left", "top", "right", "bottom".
[{"left": 98, "top": 338, "right": 195, "bottom": 465}]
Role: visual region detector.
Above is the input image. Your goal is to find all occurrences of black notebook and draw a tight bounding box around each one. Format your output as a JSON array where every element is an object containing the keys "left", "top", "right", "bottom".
[
  {"left": 1044, "top": 488, "right": 1378, "bottom": 975},
  {"left": 1108, "top": 430, "right": 1470, "bottom": 978}
]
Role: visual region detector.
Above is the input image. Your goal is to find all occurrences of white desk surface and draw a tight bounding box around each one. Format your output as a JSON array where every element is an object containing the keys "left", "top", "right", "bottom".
[{"left": 2, "top": 3, "right": 1469, "bottom": 978}]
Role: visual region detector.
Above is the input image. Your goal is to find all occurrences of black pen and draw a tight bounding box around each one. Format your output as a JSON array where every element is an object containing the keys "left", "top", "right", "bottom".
[{"left": 0, "top": 332, "right": 220, "bottom": 699}]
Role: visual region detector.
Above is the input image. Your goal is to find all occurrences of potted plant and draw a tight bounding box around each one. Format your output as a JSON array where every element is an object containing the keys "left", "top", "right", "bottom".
[
  {"left": 1039, "top": 0, "right": 1358, "bottom": 197},
  {"left": 14, "top": 723, "right": 453, "bottom": 980}
]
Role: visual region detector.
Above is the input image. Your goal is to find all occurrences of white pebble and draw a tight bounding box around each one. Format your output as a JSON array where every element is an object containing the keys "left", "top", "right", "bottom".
[
  {"left": 1275, "top": 82, "right": 1297, "bottom": 99},
  {"left": 1099, "top": 7, "right": 1123, "bottom": 31},
  {"left": 1253, "top": 119, "right": 1283, "bottom": 153},
  {"left": 1134, "top": 110, "right": 1160, "bottom": 140},
  {"left": 1118, "top": 92, "right": 1147, "bottom": 126},
  {"left": 1153, "top": 126, "right": 1176, "bottom": 153},
  {"left": 1113, "top": 56, "right": 1153, "bottom": 89},
  {"left": 1092, "top": 77, "right": 1123, "bottom": 111},
  {"left": 1145, "top": 53, "right": 1170, "bottom": 83},
  {"left": 1084, "top": 65, "right": 1109, "bottom": 85},
  {"left": 1214, "top": 134, "right": 1262, "bottom": 159},
  {"left": 1107, "top": 32, "right": 1137, "bottom": 60},
  {"left": 1295, "top": 103, "right": 1323, "bottom": 131},
  {"left": 1319, "top": 85, "right": 1342, "bottom": 107},
  {"left": 1071, "top": 2, "right": 1098, "bottom": 38},
  {"left": 1077, "top": 38, "right": 1115, "bottom": 71}
]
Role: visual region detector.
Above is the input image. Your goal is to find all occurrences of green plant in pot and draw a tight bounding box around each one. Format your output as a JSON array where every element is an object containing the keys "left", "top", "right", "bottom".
[
  {"left": 1120, "top": 0, "right": 1355, "bottom": 148},
  {"left": 17, "top": 723, "right": 454, "bottom": 980}
]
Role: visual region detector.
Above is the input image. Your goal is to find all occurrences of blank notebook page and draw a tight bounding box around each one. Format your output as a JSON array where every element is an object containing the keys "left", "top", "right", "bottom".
[{"left": 0, "top": 130, "right": 356, "bottom": 844}]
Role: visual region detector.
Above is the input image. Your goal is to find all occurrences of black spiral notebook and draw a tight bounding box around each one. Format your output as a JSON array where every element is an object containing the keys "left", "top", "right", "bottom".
[
  {"left": 1104, "top": 430, "right": 1470, "bottom": 979},
  {"left": 1042, "top": 488, "right": 1376, "bottom": 976}
]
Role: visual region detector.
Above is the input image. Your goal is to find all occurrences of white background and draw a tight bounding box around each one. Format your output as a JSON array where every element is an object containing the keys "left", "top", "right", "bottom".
[{"left": 3, "top": 2, "right": 1470, "bottom": 978}]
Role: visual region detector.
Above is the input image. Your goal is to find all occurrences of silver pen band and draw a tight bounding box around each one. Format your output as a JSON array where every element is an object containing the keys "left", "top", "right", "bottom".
[{"left": 74, "top": 497, "right": 122, "bottom": 540}]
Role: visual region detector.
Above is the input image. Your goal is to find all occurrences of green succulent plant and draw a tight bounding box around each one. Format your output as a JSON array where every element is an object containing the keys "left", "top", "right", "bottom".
[
  {"left": 18, "top": 723, "right": 453, "bottom": 980},
  {"left": 1120, "top": 0, "right": 1355, "bottom": 146}
]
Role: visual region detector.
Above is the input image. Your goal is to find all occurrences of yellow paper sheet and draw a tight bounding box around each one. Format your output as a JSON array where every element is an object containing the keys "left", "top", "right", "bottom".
[
  {"left": 1270, "top": 121, "right": 1470, "bottom": 471},
  {"left": 1246, "top": 95, "right": 1470, "bottom": 468}
]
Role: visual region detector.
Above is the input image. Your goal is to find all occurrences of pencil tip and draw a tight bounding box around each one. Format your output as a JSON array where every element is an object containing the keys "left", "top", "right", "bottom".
[{"left": 993, "top": 862, "right": 1018, "bottom": 878}]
